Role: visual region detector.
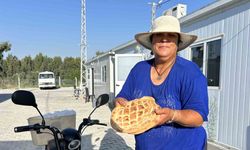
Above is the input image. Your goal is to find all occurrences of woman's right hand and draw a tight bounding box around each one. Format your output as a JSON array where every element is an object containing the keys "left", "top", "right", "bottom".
[{"left": 115, "top": 97, "right": 128, "bottom": 107}]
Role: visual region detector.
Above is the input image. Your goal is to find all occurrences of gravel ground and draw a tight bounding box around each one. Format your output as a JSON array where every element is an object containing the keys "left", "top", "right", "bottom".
[
  {"left": 0, "top": 87, "right": 234, "bottom": 150},
  {"left": 0, "top": 87, "right": 135, "bottom": 150}
]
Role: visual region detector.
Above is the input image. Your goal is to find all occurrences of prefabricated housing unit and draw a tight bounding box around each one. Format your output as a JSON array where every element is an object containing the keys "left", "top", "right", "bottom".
[
  {"left": 86, "top": 0, "right": 250, "bottom": 149},
  {"left": 85, "top": 40, "right": 147, "bottom": 108}
]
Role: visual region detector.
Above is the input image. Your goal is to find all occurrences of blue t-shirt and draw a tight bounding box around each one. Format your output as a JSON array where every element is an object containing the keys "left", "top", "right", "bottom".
[{"left": 116, "top": 56, "right": 209, "bottom": 150}]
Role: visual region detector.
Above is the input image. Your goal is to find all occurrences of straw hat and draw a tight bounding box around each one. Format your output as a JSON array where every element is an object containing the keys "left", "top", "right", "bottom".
[{"left": 135, "top": 15, "right": 197, "bottom": 51}]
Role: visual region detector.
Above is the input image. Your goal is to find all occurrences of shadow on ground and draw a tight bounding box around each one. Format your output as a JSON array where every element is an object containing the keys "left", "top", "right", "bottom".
[
  {"left": 81, "top": 128, "right": 133, "bottom": 150},
  {"left": 0, "top": 140, "right": 43, "bottom": 150},
  {"left": 0, "top": 93, "right": 12, "bottom": 103},
  {"left": 99, "top": 128, "right": 133, "bottom": 150},
  {"left": 0, "top": 129, "right": 133, "bottom": 150}
]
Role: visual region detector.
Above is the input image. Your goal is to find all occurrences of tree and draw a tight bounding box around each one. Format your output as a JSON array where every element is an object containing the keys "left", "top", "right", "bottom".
[
  {"left": 21, "top": 56, "right": 33, "bottom": 73},
  {"left": 61, "top": 57, "right": 80, "bottom": 80},
  {"left": 95, "top": 50, "right": 105, "bottom": 56},
  {"left": 0, "top": 42, "right": 11, "bottom": 74},
  {"left": 0, "top": 46, "right": 82, "bottom": 88},
  {"left": 33, "top": 53, "right": 44, "bottom": 72},
  {"left": 0, "top": 42, "right": 11, "bottom": 57},
  {"left": 49, "top": 56, "right": 62, "bottom": 77},
  {"left": 40, "top": 56, "right": 53, "bottom": 71},
  {"left": 5, "top": 54, "right": 21, "bottom": 77}
]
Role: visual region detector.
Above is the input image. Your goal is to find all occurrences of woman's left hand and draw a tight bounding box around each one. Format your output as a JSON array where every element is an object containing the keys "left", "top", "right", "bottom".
[{"left": 155, "top": 108, "right": 175, "bottom": 125}]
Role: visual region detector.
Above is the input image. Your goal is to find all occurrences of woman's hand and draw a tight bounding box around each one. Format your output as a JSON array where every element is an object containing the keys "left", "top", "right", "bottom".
[
  {"left": 155, "top": 108, "right": 204, "bottom": 127},
  {"left": 155, "top": 108, "right": 175, "bottom": 125},
  {"left": 115, "top": 97, "right": 128, "bottom": 107}
]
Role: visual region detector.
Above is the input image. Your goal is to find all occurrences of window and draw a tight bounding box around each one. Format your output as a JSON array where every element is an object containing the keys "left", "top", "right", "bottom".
[
  {"left": 191, "top": 44, "right": 204, "bottom": 72},
  {"left": 39, "top": 74, "right": 54, "bottom": 79},
  {"left": 191, "top": 38, "right": 222, "bottom": 87},
  {"left": 101, "top": 65, "right": 107, "bottom": 82},
  {"left": 87, "top": 68, "right": 90, "bottom": 79},
  {"left": 207, "top": 40, "right": 221, "bottom": 86}
]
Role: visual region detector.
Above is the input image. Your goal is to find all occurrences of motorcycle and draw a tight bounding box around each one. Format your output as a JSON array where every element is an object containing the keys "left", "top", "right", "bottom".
[{"left": 11, "top": 90, "right": 109, "bottom": 150}]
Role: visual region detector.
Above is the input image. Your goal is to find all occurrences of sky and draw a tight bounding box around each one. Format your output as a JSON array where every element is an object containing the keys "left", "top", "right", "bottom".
[{"left": 0, "top": 0, "right": 216, "bottom": 60}]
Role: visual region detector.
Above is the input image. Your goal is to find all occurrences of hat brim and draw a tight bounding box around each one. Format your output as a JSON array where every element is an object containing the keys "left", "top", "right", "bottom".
[{"left": 135, "top": 32, "right": 197, "bottom": 51}]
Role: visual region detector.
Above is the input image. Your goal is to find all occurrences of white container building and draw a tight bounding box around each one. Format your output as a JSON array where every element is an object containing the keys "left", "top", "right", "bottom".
[{"left": 86, "top": 0, "right": 250, "bottom": 149}]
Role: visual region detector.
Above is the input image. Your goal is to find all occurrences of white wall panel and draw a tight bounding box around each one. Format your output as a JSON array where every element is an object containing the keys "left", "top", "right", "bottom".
[{"left": 180, "top": 1, "right": 250, "bottom": 149}]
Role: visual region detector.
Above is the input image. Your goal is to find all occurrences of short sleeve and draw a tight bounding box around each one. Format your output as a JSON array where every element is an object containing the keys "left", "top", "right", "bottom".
[{"left": 181, "top": 74, "right": 209, "bottom": 121}]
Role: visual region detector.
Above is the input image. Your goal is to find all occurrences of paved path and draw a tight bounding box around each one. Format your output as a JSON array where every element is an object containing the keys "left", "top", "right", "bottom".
[{"left": 0, "top": 88, "right": 135, "bottom": 150}]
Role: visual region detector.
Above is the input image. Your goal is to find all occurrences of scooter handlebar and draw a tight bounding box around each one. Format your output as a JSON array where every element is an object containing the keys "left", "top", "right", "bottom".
[
  {"left": 14, "top": 125, "right": 34, "bottom": 132},
  {"left": 96, "top": 122, "right": 107, "bottom": 126},
  {"left": 90, "top": 119, "right": 107, "bottom": 126},
  {"left": 14, "top": 124, "right": 43, "bottom": 133}
]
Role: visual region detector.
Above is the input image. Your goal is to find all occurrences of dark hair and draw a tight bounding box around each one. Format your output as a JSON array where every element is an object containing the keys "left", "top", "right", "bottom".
[
  {"left": 150, "top": 33, "right": 180, "bottom": 44},
  {"left": 150, "top": 34, "right": 153, "bottom": 43},
  {"left": 177, "top": 34, "right": 181, "bottom": 45}
]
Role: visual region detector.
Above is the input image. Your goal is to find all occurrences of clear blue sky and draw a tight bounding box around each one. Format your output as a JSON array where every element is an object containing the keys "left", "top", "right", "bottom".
[{"left": 0, "top": 0, "right": 215, "bottom": 59}]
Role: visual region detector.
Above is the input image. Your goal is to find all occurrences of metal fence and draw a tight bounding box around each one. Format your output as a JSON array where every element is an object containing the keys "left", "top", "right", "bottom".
[{"left": 0, "top": 77, "right": 76, "bottom": 89}]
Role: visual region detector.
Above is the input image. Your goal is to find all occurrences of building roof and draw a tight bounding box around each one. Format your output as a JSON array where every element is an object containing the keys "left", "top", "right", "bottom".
[
  {"left": 86, "top": 39, "right": 136, "bottom": 64},
  {"left": 180, "top": 0, "right": 239, "bottom": 24}
]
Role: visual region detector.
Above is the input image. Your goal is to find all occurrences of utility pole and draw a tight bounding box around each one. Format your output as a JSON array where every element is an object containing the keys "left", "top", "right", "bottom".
[
  {"left": 149, "top": 2, "right": 157, "bottom": 30},
  {"left": 148, "top": 0, "right": 170, "bottom": 29},
  {"left": 80, "top": 0, "right": 87, "bottom": 91}
]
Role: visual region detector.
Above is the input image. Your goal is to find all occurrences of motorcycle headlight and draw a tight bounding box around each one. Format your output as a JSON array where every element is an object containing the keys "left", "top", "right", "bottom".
[
  {"left": 62, "top": 128, "right": 81, "bottom": 150},
  {"left": 68, "top": 139, "right": 81, "bottom": 150}
]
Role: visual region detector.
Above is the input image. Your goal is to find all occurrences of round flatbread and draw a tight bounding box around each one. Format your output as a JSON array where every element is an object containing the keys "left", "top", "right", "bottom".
[{"left": 111, "top": 96, "right": 160, "bottom": 135}]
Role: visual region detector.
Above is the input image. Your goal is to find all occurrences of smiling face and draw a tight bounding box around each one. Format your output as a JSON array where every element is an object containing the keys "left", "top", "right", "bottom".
[{"left": 151, "top": 33, "right": 179, "bottom": 60}]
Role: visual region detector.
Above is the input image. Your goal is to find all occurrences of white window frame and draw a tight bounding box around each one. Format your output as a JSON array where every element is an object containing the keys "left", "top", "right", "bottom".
[
  {"left": 101, "top": 65, "right": 107, "bottom": 83},
  {"left": 189, "top": 35, "right": 223, "bottom": 89}
]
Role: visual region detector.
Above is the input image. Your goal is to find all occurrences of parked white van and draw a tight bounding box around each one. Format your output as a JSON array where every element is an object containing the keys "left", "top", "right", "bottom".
[{"left": 38, "top": 71, "right": 56, "bottom": 89}]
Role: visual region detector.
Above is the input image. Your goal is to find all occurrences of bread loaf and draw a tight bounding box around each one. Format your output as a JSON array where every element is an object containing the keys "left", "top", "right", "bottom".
[{"left": 111, "top": 96, "right": 160, "bottom": 135}]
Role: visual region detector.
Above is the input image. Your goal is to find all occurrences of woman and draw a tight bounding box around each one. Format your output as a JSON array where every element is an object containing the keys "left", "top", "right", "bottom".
[{"left": 115, "top": 15, "right": 209, "bottom": 150}]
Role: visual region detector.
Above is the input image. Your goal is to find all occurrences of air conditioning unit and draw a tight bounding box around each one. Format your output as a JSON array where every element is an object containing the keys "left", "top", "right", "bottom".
[{"left": 163, "top": 4, "right": 187, "bottom": 19}]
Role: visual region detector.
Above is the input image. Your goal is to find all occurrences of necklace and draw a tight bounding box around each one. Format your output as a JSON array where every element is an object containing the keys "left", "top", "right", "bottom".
[{"left": 153, "top": 60, "right": 173, "bottom": 80}]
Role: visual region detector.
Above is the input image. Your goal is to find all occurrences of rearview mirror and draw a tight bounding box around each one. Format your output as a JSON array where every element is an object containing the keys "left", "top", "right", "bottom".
[
  {"left": 95, "top": 94, "right": 109, "bottom": 108},
  {"left": 12, "top": 90, "right": 37, "bottom": 107}
]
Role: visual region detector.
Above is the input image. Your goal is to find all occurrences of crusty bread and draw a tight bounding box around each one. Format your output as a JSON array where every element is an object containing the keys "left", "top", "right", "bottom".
[{"left": 111, "top": 96, "right": 160, "bottom": 135}]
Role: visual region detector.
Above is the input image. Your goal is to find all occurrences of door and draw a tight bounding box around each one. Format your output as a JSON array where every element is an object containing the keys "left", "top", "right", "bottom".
[
  {"left": 87, "top": 67, "right": 93, "bottom": 95},
  {"left": 114, "top": 54, "right": 144, "bottom": 96}
]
